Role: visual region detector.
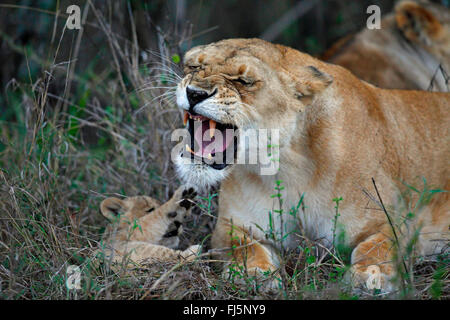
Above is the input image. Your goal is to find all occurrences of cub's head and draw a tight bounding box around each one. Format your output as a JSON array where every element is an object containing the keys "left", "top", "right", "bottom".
[
  {"left": 175, "top": 38, "right": 333, "bottom": 188},
  {"left": 100, "top": 190, "right": 195, "bottom": 249}
]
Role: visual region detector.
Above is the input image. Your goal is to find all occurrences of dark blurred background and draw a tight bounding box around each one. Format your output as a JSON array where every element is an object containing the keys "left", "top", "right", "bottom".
[{"left": 4, "top": 0, "right": 447, "bottom": 91}]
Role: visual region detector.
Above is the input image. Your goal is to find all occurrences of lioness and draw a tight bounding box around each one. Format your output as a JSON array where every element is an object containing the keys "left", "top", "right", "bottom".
[
  {"left": 95, "top": 186, "right": 199, "bottom": 268},
  {"left": 174, "top": 38, "right": 449, "bottom": 293},
  {"left": 323, "top": 0, "right": 450, "bottom": 91}
]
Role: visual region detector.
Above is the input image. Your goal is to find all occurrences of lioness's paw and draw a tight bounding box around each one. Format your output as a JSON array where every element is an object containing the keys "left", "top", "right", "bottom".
[{"left": 346, "top": 265, "right": 395, "bottom": 294}]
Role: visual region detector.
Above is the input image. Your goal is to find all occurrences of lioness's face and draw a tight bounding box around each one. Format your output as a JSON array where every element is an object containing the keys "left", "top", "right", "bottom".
[{"left": 175, "top": 39, "right": 333, "bottom": 187}]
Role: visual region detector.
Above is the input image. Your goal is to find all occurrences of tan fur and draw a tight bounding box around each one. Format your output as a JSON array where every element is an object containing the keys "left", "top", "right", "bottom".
[
  {"left": 176, "top": 38, "right": 450, "bottom": 293},
  {"left": 94, "top": 186, "right": 199, "bottom": 269},
  {"left": 324, "top": 0, "right": 450, "bottom": 91}
]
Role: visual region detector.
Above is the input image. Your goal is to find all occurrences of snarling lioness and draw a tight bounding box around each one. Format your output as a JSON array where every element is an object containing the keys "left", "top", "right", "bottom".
[
  {"left": 94, "top": 186, "right": 199, "bottom": 269},
  {"left": 174, "top": 38, "right": 449, "bottom": 293},
  {"left": 324, "top": 0, "right": 450, "bottom": 91}
]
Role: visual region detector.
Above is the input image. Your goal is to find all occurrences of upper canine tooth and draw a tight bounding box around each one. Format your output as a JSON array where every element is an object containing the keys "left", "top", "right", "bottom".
[
  {"left": 183, "top": 111, "right": 188, "bottom": 126},
  {"left": 185, "top": 144, "right": 194, "bottom": 154},
  {"left": 209, "top": 119, "right": 216, "bottom": 138}
]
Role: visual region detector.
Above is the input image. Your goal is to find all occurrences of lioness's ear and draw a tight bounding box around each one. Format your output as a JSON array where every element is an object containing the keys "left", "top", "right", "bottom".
[
  {"left": 100, "top": 197, "right": 125, "bottom": 221},
  {"left": 293, "top": 66, "right": 333, "bottom": 106},
  {"left": 395, "top": 1, "right": 443, "bottom": 44}
]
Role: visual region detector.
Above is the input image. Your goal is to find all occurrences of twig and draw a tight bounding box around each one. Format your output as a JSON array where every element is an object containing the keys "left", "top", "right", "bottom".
[
  {"left": 260, "top": 0, "right": 318, "bottom": 41},
  {"left": 427, "top": 63, "right": 450, "bottom": 92},
  {"left": 371, "top": 177, "right": 408, "bottom": 276}
]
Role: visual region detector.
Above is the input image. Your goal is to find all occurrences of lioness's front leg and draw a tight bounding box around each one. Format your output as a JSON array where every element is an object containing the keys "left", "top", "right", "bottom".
[{"left": 212, "top": 217, "right": 279, "bottom": 290}]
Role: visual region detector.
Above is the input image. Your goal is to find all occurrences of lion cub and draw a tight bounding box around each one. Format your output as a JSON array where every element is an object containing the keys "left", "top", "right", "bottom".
[{"left": 95, "top": 186, "right": 200, "bottom": 269}]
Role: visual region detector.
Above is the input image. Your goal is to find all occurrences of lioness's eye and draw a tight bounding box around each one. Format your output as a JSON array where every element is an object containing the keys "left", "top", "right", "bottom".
[
  {"left": 234, "top": 77, "right": 253, "bottom": 86},
  {"left": 187, "top": 65, "right": 200, "bottom": 70},
  {"left": 146, "top": 207, "right": 155, "bottom": 213}
]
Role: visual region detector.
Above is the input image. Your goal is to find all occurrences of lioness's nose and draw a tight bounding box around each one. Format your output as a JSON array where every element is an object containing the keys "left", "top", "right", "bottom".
[{"left": 186, "top": 86, "right": 215, "bottom": 108}]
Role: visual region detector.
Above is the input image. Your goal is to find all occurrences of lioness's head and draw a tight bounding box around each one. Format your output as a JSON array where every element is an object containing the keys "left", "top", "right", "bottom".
[
  {"left": 395, "top": 1, "right": 450, "bottom": 73},
  {"left": 175, "top": 38, "right": 333, "bottom": 188},
  {"left": 100, "top": 195, "right": 188, "bottom": 249}
]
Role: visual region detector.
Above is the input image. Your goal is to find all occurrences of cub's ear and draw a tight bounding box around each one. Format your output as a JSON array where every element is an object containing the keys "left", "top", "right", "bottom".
[
  {"left": 292, "top": 66, "right": 333, "bottom": 107},
  {"left": 100, "top": 197, "right": 125, "bottom": 221},
  {"left": 395, "top": 1, "right": 444, "bottom": 45}
]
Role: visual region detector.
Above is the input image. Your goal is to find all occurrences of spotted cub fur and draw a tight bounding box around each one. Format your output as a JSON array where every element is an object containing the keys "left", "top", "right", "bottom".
[{"left": 95, "top": 186, "right": 199, "bottom": 268}]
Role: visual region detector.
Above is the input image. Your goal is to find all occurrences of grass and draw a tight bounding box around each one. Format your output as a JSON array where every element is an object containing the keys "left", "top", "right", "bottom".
[{"left": 0, "top": 2, "right": 448, "bottom": 300}]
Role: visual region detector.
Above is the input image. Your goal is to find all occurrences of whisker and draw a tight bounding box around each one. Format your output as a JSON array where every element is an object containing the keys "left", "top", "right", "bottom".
[
  {"left": 135, "top": 90, "right": 177, "bottom": 114},
  {"left": 137, "top": 86, "right": 177, "bottom": 92},
  {"left": 142, "top": 65, "right": 182, "bottom": 79},
  {"left": 143, "top": 49, "right": 183, "bottom": 70},
  {"left": 144, "top": 76, "right": 181, "bottom": 84}
]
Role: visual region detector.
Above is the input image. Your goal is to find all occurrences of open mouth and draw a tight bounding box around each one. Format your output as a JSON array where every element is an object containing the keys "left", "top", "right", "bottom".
[{"left": 182, "top": 110, "right": 238, "bottom": 170}]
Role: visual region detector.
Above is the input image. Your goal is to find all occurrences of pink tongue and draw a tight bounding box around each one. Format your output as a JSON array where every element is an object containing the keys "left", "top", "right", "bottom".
[{"left": 193, "top": 121, "right": 233, "bottom": 156}]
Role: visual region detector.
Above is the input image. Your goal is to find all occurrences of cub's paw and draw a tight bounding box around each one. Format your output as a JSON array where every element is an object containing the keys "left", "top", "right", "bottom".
[
  {"left": 180, "top": 244, "right": 201, "bottom": 261},
  {"left": 180, "top": 187, "right": 197, "bottom": 209},
  {"left": 173, "top": 186, "right": 197, "bottom": 210},
  {"left": 222, "top": 266, "right": 280, "bottom": 294},
  {"left": 345, "top": 265, "right": 395, "bottom": 294}
]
